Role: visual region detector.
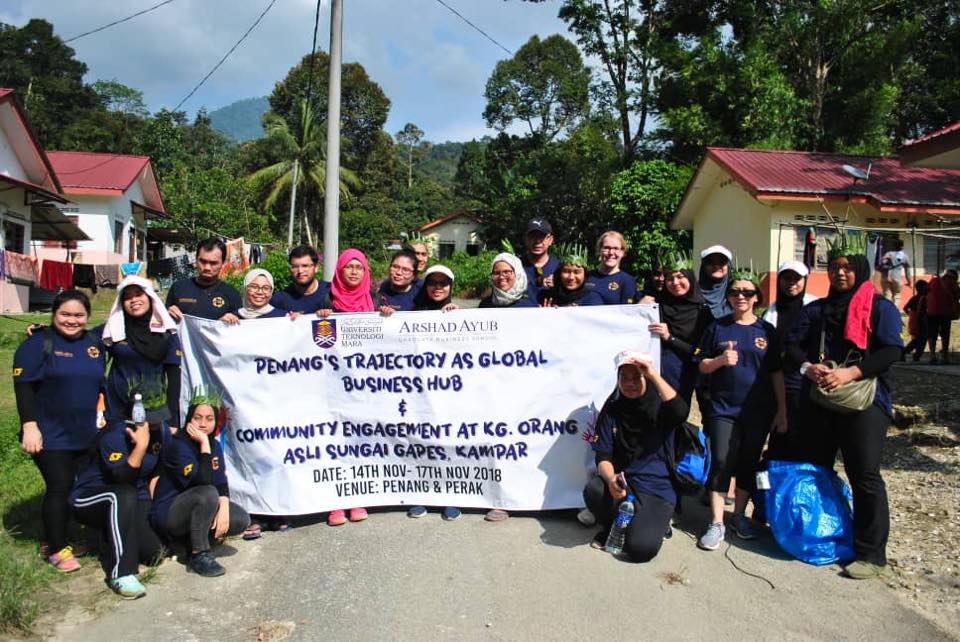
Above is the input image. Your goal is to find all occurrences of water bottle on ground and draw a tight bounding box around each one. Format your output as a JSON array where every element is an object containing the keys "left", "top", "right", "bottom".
[
  {"left": 605, "top": 494, "right": 635, "bottom": 555},
  {"left": 132, "top": 393, "right": 146, "bottom": 424}
]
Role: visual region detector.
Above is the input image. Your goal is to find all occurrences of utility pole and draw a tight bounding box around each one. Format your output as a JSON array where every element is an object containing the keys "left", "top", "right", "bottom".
[{"left": 322, "top": 0, "right": 343, "bottom": 280}]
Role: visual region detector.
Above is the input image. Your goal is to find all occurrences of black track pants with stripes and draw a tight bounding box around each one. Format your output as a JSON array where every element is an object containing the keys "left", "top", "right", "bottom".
[{"left": 72, "top": 485, "right": 163, "bottom": 580}]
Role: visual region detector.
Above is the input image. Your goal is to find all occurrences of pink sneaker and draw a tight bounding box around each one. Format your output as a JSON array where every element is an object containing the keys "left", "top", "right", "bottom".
[
  {"left": 48, "top": 546, "right": 81, "bottom": 573},
  {"left": 327, "top": 510, "right": 347, "bottom": 526},
  {"left": 349, "top": 508, "right": 368, "bottom": 522}
]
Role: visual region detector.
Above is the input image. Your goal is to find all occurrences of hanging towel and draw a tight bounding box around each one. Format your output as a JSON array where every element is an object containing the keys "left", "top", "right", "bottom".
[
  {"left": 5, "top": 251, "right": 38, "bottom": 284},
  {"left": 72, "top": 264, "right": 97, "bottom": 292},
  {"left": 39, "top": 259, "right": 73, "bottom": 291},
  {"left": 121, "top": 262, "right": 142, "bottom": 276},
  {"left": 102, "top": 275, "right": 178, "bottom": 345},
  {"left": 95, "top": 264, "right": 121, "bottom": 287},
  {"left": 0, "top": 249, "right": 5, "bottom": 280}
]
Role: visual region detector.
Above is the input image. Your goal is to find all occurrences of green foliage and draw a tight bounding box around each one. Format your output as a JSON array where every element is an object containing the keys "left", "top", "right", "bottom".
[
  {"left": 208, "top": 96, "right": 269, "bottom": 142},
  {"left": 483, "top": 34, "right": 591, "bottom": 141},
  {"left": 608, "top": 159, "right": 692, "bottom": 273},
  {"left": 440, "top": 250, "right": 499, "bottom": 297},
  {"left": 91, "top": 79, "right": 148, "bottom": 117},
  {"left": 417, "top": 141, "right": 466, "bottom": 188},
  {"left": 223, "top": 250, "right": 292, "bottom": 293}
]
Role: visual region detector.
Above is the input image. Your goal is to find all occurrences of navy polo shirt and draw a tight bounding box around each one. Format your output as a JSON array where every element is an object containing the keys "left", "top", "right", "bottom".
[
  {"left": 537, "top": 289, "right": 606, "bottom": 307},
  {"left": 586, "top": 270, "right": 638, "bottom": 304},
  {"left": 151, "top": 433, "right": 228, "bottom": 534},
  {"left": 478, "top": 294, "right": 538, "bottom": 308},
  {"left": 787, "top": 297, "right": 903, "bottom": 416},
  {"left": 13, "top": 330, "right": 106, "bottom": 451},
  {"left": 378, "top": 280, "right": 422, "bottom": 311},
  {"left": 270, "top": 281, "right": 331, "bottom": 313},
  {"left": 693, "top": 316, "right": 782, "bottom": 421},
  {"left": 523, "top": 256, "right": 560, "bottom": 302},
  {"left": 166, "top": 278, "right": 242, "bottom": 320},
  {"left": 70, "top": 420, "right": 172, "bottom": 502},
  {"left": 592, "top": 405, "right": 676, "bottom": 505},
  {"left": 103, "top": 331, "right": 181, "bottom": 422}
]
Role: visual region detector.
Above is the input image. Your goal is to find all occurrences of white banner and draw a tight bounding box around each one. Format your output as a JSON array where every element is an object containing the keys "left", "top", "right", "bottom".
[{"left": 178, "top": 304, "right": 659, "bottom": 515}]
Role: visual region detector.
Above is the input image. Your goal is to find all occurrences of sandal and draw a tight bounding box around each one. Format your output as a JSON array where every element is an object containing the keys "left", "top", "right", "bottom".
[{"left": 242, "top": 522, "right": 263, "bottom": 540}]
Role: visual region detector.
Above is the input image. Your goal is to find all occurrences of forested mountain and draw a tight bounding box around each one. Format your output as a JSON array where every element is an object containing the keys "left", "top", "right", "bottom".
[{"left": 209, "top": 96, "right": 269, "bottom": 142}]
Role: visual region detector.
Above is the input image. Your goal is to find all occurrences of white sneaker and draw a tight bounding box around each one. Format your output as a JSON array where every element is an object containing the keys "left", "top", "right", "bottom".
[{"left": 576, "top": 508, "right": 597, "bottom": 527}]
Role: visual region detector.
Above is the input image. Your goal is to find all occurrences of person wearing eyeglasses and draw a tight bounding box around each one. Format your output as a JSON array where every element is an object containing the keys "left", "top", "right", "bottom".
[
  {"left": 478, "top": 253, "right": 537, "bottom": 309},
  {"left": 693, "top": 270, "right": 787, "bottom": 552},
  {"left": 270, "top": 245, "right": 330, "bottom": 315},
  {"left": 378, "top": 248, "right": 422, "bottom": 314},
  {"left": 587, "top": 231, "right": 637, "bottom": 304},
  {"left": 238, "top": 269, "right": 287, "bottom": 320},
  {"left": 786, "top": 246, "right": 903, "bottom": 580}
]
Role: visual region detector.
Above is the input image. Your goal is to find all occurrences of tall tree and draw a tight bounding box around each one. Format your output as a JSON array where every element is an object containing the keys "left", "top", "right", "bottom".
[
  {"left": 395, "top": 122, "right": 424, "bottom": 188},
  {"left": 483, "top": 34, "right": 591, "bottom": 142},
  {"left": 249, "top": 100, "right": 360, "bottom": 245}
]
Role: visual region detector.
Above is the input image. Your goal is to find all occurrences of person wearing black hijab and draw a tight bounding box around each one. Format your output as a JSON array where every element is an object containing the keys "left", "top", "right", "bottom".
[
  {"left": 763, "top": 261, "right": 817, "bottom": 460},
  {"left": 698, "top": 245, "right": 733, "bottom": 319},
  {"left": 538, "top": 244, "right": 604, "bottom": 307},
  {"left": 786, "top": 245, "right": 903, "bottom": 580},
  {"left": 583, "top": 352, "right": 689, "bottom": 563},
  {"left": 648, "top": 261, "right": 712, "bottom": 405}
]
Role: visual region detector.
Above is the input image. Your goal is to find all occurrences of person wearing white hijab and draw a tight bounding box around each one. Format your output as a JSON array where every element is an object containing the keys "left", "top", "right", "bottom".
[
  {"left": 478, "top": 253, "right": 537, "bottom": 308},
  {"left": 238, "top": 269, "right": 286, "bottom": 319}
]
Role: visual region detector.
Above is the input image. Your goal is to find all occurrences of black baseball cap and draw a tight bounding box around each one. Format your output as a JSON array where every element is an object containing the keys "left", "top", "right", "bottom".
[{"left": 526, "top": 218, "right": 553, "bottom": 235}]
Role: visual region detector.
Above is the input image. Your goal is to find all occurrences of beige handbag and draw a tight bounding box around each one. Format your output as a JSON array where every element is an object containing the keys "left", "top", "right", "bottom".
[{"left": 809, "top": 328, "right": 877, "bottom": 414}]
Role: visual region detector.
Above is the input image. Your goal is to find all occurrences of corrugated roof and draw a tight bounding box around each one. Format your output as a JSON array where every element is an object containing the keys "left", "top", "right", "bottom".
[
  {"left": 417, "top": 208, "right": 479, "bottom": 232},
  {"left": 903, "top": 121, "right": 960, "bottom": 147},
  {"left": 46, "top": 150, "right": 150, "bottom": 192},
  {"left": 708, "top": 147, "right": 960, "bottom": 209}
]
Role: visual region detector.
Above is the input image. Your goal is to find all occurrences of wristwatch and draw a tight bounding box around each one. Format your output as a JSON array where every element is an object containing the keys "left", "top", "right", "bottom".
[{"left": 800, "top": 361, "right": 811, "bottom": 376}]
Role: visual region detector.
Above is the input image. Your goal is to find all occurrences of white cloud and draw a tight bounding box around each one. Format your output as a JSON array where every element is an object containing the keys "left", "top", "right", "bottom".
[{"left": 2, "top": 0, "right": 570, "bottom": 140}]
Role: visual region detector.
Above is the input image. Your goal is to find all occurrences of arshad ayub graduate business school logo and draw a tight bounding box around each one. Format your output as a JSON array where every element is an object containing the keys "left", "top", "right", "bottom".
[{"left": 313, "top": 319, "right": 337, "bottom": 348}]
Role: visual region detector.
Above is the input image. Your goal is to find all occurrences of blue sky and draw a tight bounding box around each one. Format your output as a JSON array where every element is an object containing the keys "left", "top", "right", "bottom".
[{"left": 1, "top": 0, "right": 571, "bottom": 142}]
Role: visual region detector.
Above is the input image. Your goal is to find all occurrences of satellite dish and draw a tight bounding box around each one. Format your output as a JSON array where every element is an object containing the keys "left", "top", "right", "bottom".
[{"left": 842, "top": 164, "right": 869, "bottom": 181}]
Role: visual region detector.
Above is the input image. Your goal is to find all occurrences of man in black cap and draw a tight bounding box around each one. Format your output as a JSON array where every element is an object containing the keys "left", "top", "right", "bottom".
[{"left": 522, "top": 218, "right": 559, "bottom": 302}]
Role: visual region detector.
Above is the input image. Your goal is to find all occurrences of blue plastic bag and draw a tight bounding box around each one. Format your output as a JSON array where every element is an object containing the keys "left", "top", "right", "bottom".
[{"left": 764, "top": 460, "right": 855, "bottom": 566}]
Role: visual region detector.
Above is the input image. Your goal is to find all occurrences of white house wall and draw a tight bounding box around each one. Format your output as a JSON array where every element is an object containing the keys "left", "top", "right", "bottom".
[{"left": 421, "top": 219, "right": 482, "bottom": 254}]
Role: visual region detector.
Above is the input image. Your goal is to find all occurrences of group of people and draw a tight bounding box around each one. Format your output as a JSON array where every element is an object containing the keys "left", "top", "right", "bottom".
[{"left": 17, "top": 219, "right": 946, "bottom": 600}]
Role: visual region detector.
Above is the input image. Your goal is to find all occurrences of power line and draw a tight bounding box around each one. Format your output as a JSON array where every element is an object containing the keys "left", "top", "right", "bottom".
[
  {"left": 64, "top": 0, "right": 179, "bottom": 43},
  {"left": 304, "top": 0, "right": 325, "bottom": 104},
  {"left": 174, "top": 0, "right": 280, "bottom": 112},
  {"left": 434, "top": 0, "right": 513, "bottom": 56}
]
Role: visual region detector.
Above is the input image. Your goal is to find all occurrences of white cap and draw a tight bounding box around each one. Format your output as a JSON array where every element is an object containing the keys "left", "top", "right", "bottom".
[
  {"left": 423, "top": 265, "right": 454, "bottom": 282},
  {"left": 700, "top": 245, "right": 732, "bottom": 262},
  {"left": 614, "top": 350, "right": 653, "bottom": 369},
  {"left": 777, "top": 260, "right": 809, "bottom": 277}
]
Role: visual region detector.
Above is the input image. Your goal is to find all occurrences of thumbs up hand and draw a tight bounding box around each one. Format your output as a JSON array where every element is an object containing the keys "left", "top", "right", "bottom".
[{"left": 719, "top": 340, "right": 739, "bottom": 367}]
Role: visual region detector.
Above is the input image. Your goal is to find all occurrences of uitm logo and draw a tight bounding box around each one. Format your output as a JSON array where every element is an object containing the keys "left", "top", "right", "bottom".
[
  {"left": 212, "top": 296, "right": 226, "bottom": 308},
  {"left": 754, "top": 336, "right": 768, "bottom": 350},
  {"left": 608, "top": 282, "right": 620, "bottom": 291},
  {"left": 313, "top": 319, "right": 337, "bottom": 349},
  {"left": 87, "top": 346, "right": 100, "bottom": 359}
]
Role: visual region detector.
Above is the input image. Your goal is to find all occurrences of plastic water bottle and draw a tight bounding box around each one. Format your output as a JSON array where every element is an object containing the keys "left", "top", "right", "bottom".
[
  {"left": 605, "top": 494, "right": 635, "bottom": 555},
  {"left": 131, "top": 393, "right": 146, "bottom": 424}
]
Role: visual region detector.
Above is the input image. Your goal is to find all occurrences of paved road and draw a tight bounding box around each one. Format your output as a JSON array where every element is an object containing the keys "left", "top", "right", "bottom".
[{"left": 47, "top": 503, "right": 954, "bottom": 642}]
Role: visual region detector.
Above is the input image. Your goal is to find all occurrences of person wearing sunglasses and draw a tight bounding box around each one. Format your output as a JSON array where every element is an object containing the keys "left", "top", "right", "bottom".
[
  {"left": 693, "top": 269, "right": 787, "bottom": 552},
  {"left": 378, "top": 249, "right": 422, "bottom": 314},
  {"left": 785, "top": 243, "right": 903, "bottom": 580}
]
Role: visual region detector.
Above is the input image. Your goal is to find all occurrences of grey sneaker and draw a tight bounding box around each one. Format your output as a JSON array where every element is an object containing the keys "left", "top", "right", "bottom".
[
  {"left": 698, "top": 522, "right": 725, "bottom": 551},
  {"left": 730, "top": 513, "right": 759, "bottom": 540},
  {"left": 576, "top": 508, "right": 597, "bottom": 527}
]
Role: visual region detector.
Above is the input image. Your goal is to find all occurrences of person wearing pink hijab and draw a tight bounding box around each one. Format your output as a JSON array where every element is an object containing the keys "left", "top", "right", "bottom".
[
  {"left": 319, "top": 249, "right": 375, "bottom": 316},
  {"left": 318, "top": 249, "right": 372, "bottom": 525}
]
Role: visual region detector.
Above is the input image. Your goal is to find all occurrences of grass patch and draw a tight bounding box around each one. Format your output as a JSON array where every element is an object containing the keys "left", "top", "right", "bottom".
[{"left": 0, "top": 289, "right": 113, "bottom": 633}]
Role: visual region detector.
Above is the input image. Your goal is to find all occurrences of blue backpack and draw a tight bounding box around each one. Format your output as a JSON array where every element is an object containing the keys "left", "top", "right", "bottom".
[{"left": 668, "top": 422, "right": 710, "bottom": 494}]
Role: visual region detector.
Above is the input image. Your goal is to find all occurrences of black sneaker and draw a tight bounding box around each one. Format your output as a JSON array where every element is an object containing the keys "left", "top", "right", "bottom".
[
  {"left": 590, "top": 529, "right": 610, "bottom": 550},
  {"left": 187, "top": 551, "right": 225, "bottom": 577}
]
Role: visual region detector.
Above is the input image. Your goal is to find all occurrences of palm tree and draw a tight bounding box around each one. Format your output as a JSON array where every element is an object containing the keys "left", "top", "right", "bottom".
[{"left": 249, "top": 100, "right": 360, "bottom": 246}]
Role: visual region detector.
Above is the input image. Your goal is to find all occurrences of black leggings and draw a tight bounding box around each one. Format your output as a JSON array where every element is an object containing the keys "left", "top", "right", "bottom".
[
  {"left": 583, "top": 475, "right": 674, "bottom": 563},
  {"left": 33, "top": 449, "right": 87, "bottom": 552},
  {"left": 927, "top": 315, "right": 952, "bottom": 354},
  {"left": 72, "top": 485, "right": 163, "bottom": 580},
  {"left": 164, "top": 486, "right": 249, "bottom": 553},
  {"left": 765, "top": 393, "right": 803, "bottom": 462},
  {"left": 798, "top": 402, "right": 890, "bottom": 565},
  {"left": 704, "top": 412, "right": 773, "bottom": 494}
]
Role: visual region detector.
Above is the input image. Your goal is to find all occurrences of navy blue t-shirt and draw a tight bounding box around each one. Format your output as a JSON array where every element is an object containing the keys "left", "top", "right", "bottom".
[
  {"left": 13, "top": 330, "right": 106, "bottom": 450},
  {"left": 478, "top": 294, "right": 538, "bottom": 308},
  {"left": 586, "top": 270, "right": 637, "bottom": 304},
  {"left": 523, "top": 256, "right": 560, "bottom": 302},
  {"left": 592, "top": 397, "right": 685, "bottom": 505},
  {"left": 693, "top": 316, "right": 782, "bottom": 421},
  {"left": 151, "top": 432, "right": 228, "bottom": 534},
  {"left": 270, "top": 281, "right": 331, "bottom": 313},
  {"left": 165, "top": 278, "right": 242, "bottom": 320},
  {"left": 537, "top": 289, "right": 605, "bottom": 307},
  {"left": 377, "top": 279, "right": 422, "bottom": 311},
  {"left": 246, "top": 307, "right": 288, "bottom": 319},
  {"left": 104, "top": 332, "right": 181, "bottom": 422},
  {"left": 70, "top": 420, "right": 172, "bottom": 502},
  {"left": 787, "top": 297, "right": 903, "bottom": 416}
]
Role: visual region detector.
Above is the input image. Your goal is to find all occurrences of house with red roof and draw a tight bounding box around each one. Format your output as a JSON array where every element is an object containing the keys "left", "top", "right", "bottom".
[
  {"left": 415, "top": 208, "right": 484, "bottom": 259},
  {"left": 671, "top": 147, "right": 960, "bottom": 300},
  {"left": 40, "top": 150, "right": 167, "bottom": 265},
  {"left": 0, "top": 88, "right": 88, "bottom": 312},
  {"left": 900, "top": 121, "right": 960, "bottom": 170}
]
